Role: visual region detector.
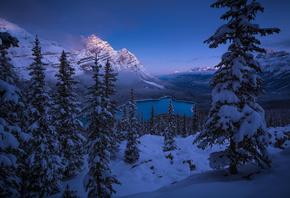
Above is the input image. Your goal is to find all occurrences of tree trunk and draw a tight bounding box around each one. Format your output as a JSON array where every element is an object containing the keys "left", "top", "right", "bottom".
[{"left": 229, "top": 138, "right": 238, "bottom": 175}]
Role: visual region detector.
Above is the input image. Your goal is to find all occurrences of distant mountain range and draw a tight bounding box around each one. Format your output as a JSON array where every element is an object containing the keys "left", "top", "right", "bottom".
[{"left": 159, "top": 51, "right": 290, "bottom": 109}]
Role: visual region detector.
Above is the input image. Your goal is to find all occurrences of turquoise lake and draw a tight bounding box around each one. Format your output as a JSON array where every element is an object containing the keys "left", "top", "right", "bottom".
[{"left": 118, "top": 97, "right": 195, "bottom": 121}]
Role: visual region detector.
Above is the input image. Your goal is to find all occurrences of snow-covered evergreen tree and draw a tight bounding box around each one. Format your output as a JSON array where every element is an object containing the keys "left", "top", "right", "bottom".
[
  {"left": 148, "top": 105, "right": 157, "bottom": 135},
  {"left": 194, "top": 0, "right": 280, "bottom": 174},
  {"left": 181, "top": 113, "right": 187, "bottom": 138},
  {"left": 175, "top": 113, "right": 180, "bottom": 136},
  {"left": 61, "top": 184, "right": 80, "bottom": 198},
  {"left": 83, "top": 54, "right": 120, "bottom": 197},
  {"left": 103, "top": 60, "right": 120, "bottom": 158},
  {"left": 0, "top": 32, "right": 26, "bottom": 197},
  {"left": 140, "top": 111, "right": 146, "bottom": 135},
  {"left": 23, "top": 35, "right": 62, "bottom": 196},
  {"left": 52, "top": 50, "right": 85, "bottom": 177},
  {"left": 163, "top": 100, "right": 177, "bottom": 152},
  {"left": 120, "top": 104, "right": 129, "bottom": 140},
  {"left": 191, "top": 105, "right": 199, "bottom": 134},
  {"left": 124, "top": 88, "right": 140, "bottom": 163},
  {"left": 0, "top": 32, "right": 19, "bottom": 84},
  {"left": 156, "top": 113, "right": 166, "bottom": 136},
  {"left": 0, "top": 79, "right": 22, "bottom": 197}
]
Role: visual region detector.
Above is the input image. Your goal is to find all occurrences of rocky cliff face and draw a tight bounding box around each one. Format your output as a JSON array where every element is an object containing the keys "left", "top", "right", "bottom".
[
  {"left": 72, "top": 34, "right": 154, "bottom": 80},
  {"left": 256, "top": 50, "right": 290, "bottom": 74}
]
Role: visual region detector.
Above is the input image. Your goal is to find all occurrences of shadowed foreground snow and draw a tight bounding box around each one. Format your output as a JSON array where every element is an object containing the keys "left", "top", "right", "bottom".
[{"left": 47, "top": 126, "right": 290, "bottom": 198}]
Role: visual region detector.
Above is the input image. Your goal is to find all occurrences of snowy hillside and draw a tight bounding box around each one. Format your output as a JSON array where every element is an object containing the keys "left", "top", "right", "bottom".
[
  {"left": 257, "top": 50, "right": 290, "bottom": 75},
  {"left": 0, "top": 18, "right": 69, "bottom": 79},
  {"left": 256, "top": 50, "right": 290, "bottom": 99},
  {"left": 46, "top": 126, "right": 290, "bottom": 198}
]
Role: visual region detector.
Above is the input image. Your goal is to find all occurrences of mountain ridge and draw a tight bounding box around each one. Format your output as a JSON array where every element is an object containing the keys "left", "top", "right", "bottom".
[
  {"left": 0, "top": 18, "right": 155, "bottom": 81},
  {"left": 0, "top": 18, "right": 187, "bottom": 104}
]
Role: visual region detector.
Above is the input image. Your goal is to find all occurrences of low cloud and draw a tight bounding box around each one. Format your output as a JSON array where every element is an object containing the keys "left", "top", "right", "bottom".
[{"left": 61, "top": 34, "right": 84, "bottom": 50}]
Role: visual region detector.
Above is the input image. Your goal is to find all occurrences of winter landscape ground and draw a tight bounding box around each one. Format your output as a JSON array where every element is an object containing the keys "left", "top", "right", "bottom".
[
  {"left": 47, "top": 126, "right": 290, "bottom": 198},
  {"left": 1, "top": 0, "right": 290, "bottom": 198}
]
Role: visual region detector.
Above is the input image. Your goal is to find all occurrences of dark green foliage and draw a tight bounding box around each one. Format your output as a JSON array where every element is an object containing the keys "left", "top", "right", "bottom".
[
  {"left": 0, "top": 31, "right": 23, "bottom": 198},
  {"left": 0, "top": 32, "right": 18, "bottom": 84},
  {"left": 191, "top": 105, "right": 199, "bottom": 134},
  {"left": 148, "top": 105, "right": 158, "bottom": 135},
  {"left": 52, "top": 51, "right": 85, "bottom": 177},
  {"left": 61, "top": 184, "right": 80, "bottom": 198},
  {"left": 103, "top": 60, "right": 120, "bottom": 158},
  {"left": 124, "top": 88, "right": 140, "bottom": 163},
  {"left": 23, "top": 35, "right": 62, "bottom": 197},
  {"left": 119, "top": 104, "right": 129, "bottom": 140},
  {"left": 163, "top": 100, "right": 177, "bottom": 152},
  {"left": 84, "top": 55, "right": 120, "bottom": 197},
  {"left": 181, "top": 113, "right": 187, "bottom": 138}
]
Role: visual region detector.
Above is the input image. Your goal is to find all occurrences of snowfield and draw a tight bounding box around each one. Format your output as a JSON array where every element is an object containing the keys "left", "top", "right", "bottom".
[{"left": 47, "top": 126, "right": 290, "bottom": 198}]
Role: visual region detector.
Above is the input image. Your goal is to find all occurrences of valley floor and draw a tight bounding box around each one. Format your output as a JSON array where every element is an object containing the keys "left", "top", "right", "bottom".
[{"left": 47, "top": 126, "right": 290, "bottom": 198}]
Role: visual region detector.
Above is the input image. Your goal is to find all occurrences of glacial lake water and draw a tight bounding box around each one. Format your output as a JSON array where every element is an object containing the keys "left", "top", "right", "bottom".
[{"left": 118, "top": 97, "right": 195, "bottom": 121}]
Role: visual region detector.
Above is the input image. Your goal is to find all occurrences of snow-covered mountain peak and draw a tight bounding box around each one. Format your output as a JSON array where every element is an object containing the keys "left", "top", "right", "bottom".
[
  {"left": 81, "top": 34, "right": 114, "bottom": 53},
  {"left": 187, "top": 66, "right": 217, "bottom": 73},
  {"left": 266, "top": 49, "right": 275, "bottom": 54},
  {"left": 75, "top": 36, "right": 156, "bottom": 80},
  {"left": 0, "top": 18, "right": 160, "bottom": 88},
  {"left": 256, "top": 50, "right": 290, "bottom": 74}
]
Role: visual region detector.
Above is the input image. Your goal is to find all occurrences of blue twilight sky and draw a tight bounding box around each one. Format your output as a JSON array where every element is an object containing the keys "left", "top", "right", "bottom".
[{"left": 1, "top": 0, "right": 289, "bottom": 74}]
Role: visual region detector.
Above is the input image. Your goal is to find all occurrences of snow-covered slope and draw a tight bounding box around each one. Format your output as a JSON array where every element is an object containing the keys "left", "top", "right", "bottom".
[
  {"left": 46, "top": 125, "right": 290, "bottom": 198},
  {"left": 256, "top": 50, "right": 290, "bottom": 99},
  {"left": 0, "top": 18, "right": 69, "bottom": 79},
  {"left": 0, "top": 18, "right": 156, "bottom": 81},
  {"left": 256, "top": 50, "right": 290, "bottom": 75}
]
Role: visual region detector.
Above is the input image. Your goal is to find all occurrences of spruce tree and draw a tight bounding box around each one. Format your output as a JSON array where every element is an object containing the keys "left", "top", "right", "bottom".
[
  {"left": 83, "top": 54, "right": 120, "bottom": 197},
  {"left": 0, "top": 32, "right": 24, "bottom": 197},
  {"left": 103, "top": 60, "right": 120, "bottom": 158},
  {"left": 175, "top": 113, "right": 181, "bottom": 136},
  {"left": 0, "top": 81, "right": 22, "bottom": 198},
  {"left": 194, "top": 0, "right": 280, "bottom": 174},
  {"left": 124, "top": 88, "right": 140, "bottom": 163},
  {"left": 0, "top": 32, "right": 19, "bottom": 84},
  {"left": 61, "top": 184, "right": 80, "bottom": 198},
  {"left": 120, "top": 104, "right": 129, "bottom": 140},
  {"left": 23, "top": 35, "right": 62, "bottom": 197},
  {"left": 148, "top": 105, "right": 157, "bottom": 135},
  {"left": 181, "top": 113, "right": 187, "bottom": 138},
  {"left": 163, "top": 100, "right": 177, "bottom": 152},
  {"left": 191, "top": 105, "right": 199, "bottom": 134},
  {"left": 52, "top": 50, "right": 85, "bottom": 177},
  {"left": 139, "top": 111, "right": 146, "bottom": 136}
]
